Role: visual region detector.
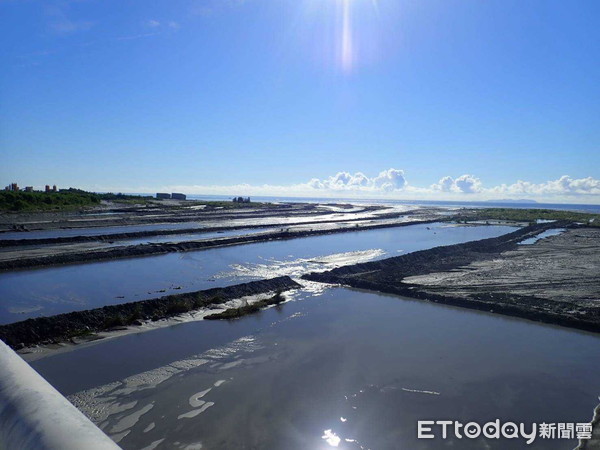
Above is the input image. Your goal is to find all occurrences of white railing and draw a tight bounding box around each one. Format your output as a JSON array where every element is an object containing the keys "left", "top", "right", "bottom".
[{"left": 0, "top": 340, "right": 120, "bottom": 450}]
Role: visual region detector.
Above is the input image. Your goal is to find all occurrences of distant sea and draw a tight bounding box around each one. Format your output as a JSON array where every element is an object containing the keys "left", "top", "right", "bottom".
[
  {"left": 180, "top": 194, "right": 600, "bottom": 214},
  {"left": 122, "top": 192, "right": 600, "bottom": 214}
]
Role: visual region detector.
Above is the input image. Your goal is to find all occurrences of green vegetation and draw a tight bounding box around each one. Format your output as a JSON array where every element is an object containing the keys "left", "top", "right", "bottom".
[
  {"left": 204, "top": 291, "right": 285, "bottom": 320},
  {"left": 0, "top": 187, "right": 270, "bottom": 212},
  {"left": 70, "top": 328, "right": 95, "bottom": 338},
  {"left": 0, "top": 190, "right": 101, "bottom": 211},
  {"left": 165, "top": 299, "right": 194, "bottom": 315},
  {"left": 102, "top": 314, "right": 126, "bottom": 329},
  {"left": 101, "top": 307, "right": 145, "bottom": 330},
  {"left": 0, "top": 189, "right": 155, "bottom": 211},
  {"left": 124, "top": 306, "right": 143, "bottom": 324},
  {"left": 96, "top": 192, "right": 153, "bottom": 204},
  {"left": 457, "top": 208, "right": 600, "bottom": 226}
]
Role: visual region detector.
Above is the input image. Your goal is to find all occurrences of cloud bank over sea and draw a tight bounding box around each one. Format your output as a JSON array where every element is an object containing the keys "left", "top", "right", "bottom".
[{"left": 93, "top": 169, "right": 600, "bottom": 204}]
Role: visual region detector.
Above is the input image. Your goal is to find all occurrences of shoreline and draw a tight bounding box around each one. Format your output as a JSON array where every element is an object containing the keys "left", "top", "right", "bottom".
[
  {"left": 0, "top": 218, "right": 442, "bottom": 272},
  {"left": 303, "top": 221, "right": 600, "bottom": 334},
  {"left": 0, "top": 210, "right": 411, "bottom": 247},
  {"left": 0, "top": 201, "right": 390, "bottom": 233},
  {"left": 0, "top": 276, "right": 301, "bottom": 350}
]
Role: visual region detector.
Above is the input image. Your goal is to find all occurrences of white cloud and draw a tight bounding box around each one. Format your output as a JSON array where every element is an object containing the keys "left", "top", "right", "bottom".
[
  {"left": 432, "top": 174, "right": 482, "bottom": 193},
  {"left": 90, "top": 170, "right": 600, "bottom": 203},
  {"left": 492, "top": 176, "right": 600, "bottom": 196},
  {"left": 373, "top": 169, "right": 407, "bottom": 191},
  {"left": 455, "top": 175, "right": 482, "bottom": 193},
  {"left": 146, "top": 20, "right": 161, "bottom": 28},
  {"left": 434, "top": 176, "right": 454, "bottom": 192},
  {"left": 308, "top": 169, "right": 407, "bottom": 192}
]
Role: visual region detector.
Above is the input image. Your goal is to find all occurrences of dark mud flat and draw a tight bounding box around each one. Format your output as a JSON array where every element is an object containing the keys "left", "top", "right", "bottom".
[
  {"left": 0, "top": 276, "right": 300, "bottom": 349},
  {"left": 304, "top": 222, "right": 600, "bottom": 333},
  {"left": 204, "top": 291, "right": 286, "bottom": 320},
  {"left": 0, "top": 201, "right": 386, "bottom": 233},
  {"left": 0, "top": 202, "right": 306, "bottom": 232},
  {"left": 0, "top": 210, "right": 407, "bottom": 248},
  {"left": 0, "top": 218, "right": 440, "bottom": 271}
]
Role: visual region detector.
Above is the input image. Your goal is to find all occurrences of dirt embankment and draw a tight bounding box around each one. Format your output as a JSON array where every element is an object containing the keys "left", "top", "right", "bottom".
[
  {"left": 0, "top": 202, "right": 387, "bottom": 233},
  {"left": 204, "top": 291, "right": 287, "bottom": 320},
  {"left": 0, "top": 211, "right": 407, "bottom": 248},
  {"left": 0, "top": 218, "right": 441, "bottom": 272},
  {"left": 0, "top": 202, "right": 305, "bottom": 231},
  {"left": 0, "top": 276, "right": 301, "bottom": 350},
  {"left": 303, "top": 222, "right": 600, "bottom": 333}
]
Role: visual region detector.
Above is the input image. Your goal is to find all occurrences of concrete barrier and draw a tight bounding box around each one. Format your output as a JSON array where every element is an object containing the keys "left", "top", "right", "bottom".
[{"left": 0, "top": 340, "right": 120, "bottom": 450}]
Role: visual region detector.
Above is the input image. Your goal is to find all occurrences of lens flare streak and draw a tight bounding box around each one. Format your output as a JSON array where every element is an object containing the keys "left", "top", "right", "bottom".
[
  {"left": 337, "top": 0, "right": 379, "bottom": 73},
  {"left": 341, "top": 0, "right": 353, "bottom": 71}
]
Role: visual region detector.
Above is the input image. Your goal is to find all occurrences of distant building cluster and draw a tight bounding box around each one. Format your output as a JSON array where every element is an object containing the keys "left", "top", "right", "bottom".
[
  {"left": 233, "top": 197, "right": 251, "bottom": 203},
  {"left": 4, "top": 182, "right": 44, "bottom": 192},
  {"left": 156, "top": 192, "right": 187, "bottom": 200},
  {"left": 4, "top": 183, "right": 20, "bottom": 191}
]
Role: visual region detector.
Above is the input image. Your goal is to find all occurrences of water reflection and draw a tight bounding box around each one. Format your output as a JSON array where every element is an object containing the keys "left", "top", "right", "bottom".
[
  {"left": 30, "top": 286, "right": 600, "bottom": 450},
  {"left": 322, "top": 429, "right": 341, "bottom": 446},
  {"left": 0, "top": 223, "right": 515, "bottom": 323},
  {"left": 518, "top": 228, "right": 566, "bottom": 245}
]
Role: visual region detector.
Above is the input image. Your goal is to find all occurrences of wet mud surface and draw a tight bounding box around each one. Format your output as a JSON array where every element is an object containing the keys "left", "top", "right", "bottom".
[
  {"left": 0, "top": 218, "right": 440, "bottom": 271},
  {"left": 304, "top": 222, "right": 600, "bottom": 333},
  {"left": 0, "top": 201, "right": 386, "bottom": 233},
  {"left": 0, "top": 276, "right": 300, "bottom": 349}
]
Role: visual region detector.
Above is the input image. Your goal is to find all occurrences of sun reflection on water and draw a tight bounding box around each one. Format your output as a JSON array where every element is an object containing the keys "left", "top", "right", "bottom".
[{"left": 322, "top": 428, "right": 341, "bottom": 447}]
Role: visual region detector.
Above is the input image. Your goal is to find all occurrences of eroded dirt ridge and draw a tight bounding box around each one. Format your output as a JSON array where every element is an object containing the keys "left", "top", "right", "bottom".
[
  {"left": 0, "top": 202, "right": 385, "bottom": 233},
  {"left": 0, "top": 218, "right": 441, "bottom": 272},
  {"left": 303, "top": 222, "right": 600, "bottom": 333},
  {"left": 0, "top": 276, "right": 301, "bottom": 349}
]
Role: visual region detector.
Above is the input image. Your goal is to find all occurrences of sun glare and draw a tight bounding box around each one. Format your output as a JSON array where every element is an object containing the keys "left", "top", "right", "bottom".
[
  {"left": 341, "top": 0, "right": 353, "bottom": 71},
  {"left": 335, "top": 0, "right": 379, "bottom": 73}
]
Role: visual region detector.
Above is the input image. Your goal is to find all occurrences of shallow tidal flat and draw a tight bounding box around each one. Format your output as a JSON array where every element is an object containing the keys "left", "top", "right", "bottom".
[
  {"left": 1, "top": 207, "right": 599, "bottom": 449},
  {"left": 0, "top": 222, "right": 510, "bottom": 323},
  {"left": 305, "top": 223, "right": 600, "bottom": 333},
  {"left": 0, "top": 201, "right": 442, "bottom": 272},
  {"left": 34, "top": 287, "right": 600, "bottom": 449},
  {"left": 405, "top": 227, "right": 600, "bottom": 306}
]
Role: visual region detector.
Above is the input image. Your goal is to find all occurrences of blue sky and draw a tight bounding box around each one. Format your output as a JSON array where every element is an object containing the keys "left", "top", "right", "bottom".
[{"left": 1, "top": 0, "right": 599, "bottom": 202}]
